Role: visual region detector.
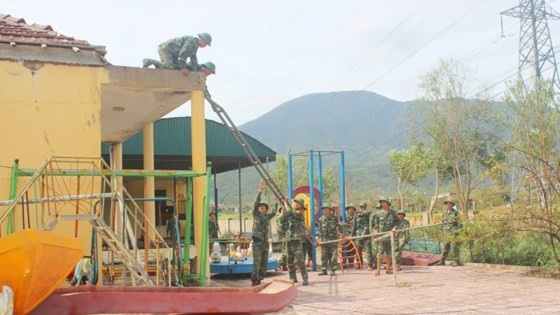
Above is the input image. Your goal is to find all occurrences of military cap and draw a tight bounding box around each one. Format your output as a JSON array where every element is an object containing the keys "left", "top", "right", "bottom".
[
  {"left": 258, "top": 202, "right": 269, "bottom": 210},
  {"left": 293, "top": 198, "right": 305, "bottom": 206},
  {"left": 359, "top": 201, "right": 367, "bottom": 207},
  {"left": 397, "top": 210, "right": 406, "bottom": 216},
  {"left": 379, "top": 196, "right": 392, "bottom": 205},
  {"left": 443, "top": 197, "right": 455, "bottom": 206},
  {"left": 345, "top": 205, "right": 357, "bottom": 211},
  {"left": 197, "top": 32, "right": 212, "bottom": 46},
  {"left": 321, "top": 203, "right": 334, "bottom": 210}
]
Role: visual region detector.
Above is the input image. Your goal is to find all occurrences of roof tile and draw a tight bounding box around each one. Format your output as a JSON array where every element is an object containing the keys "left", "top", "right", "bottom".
[{"left": 0, "top": 13, "right": 92, "bottom": 47}]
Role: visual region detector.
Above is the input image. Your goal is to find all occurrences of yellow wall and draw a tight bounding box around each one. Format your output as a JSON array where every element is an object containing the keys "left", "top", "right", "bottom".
[{"left": 0, "top": 60, "right": 106, "bottom": 251}]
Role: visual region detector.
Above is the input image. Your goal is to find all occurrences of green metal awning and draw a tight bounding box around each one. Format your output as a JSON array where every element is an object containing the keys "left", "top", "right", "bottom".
[{"left": 101, "top": 117, "right": 276, "bottom": 174}]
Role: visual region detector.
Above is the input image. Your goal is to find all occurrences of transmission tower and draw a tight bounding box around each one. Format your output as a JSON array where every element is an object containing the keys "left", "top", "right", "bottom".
[{"left": 501, "top": 0, "right": 560, "bottom": 97}]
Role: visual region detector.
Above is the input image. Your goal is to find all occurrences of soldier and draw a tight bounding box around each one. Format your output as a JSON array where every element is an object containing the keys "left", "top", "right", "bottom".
[
  {"left": 250, "top": 180, "right": 278, "bottom": 286},
  {"left": 279, "top": 197, "right": 309, "bottom": 285},
  {"left": 371, "top": 197, "right": 399, "bottom": 276},
  {"left": 353, "top": 201, "right": 375, "bottom": 270},
  {"left": 142, "top": 32, "right": 212, "bottom": 70},
  {"left": 439, "top": 198, "right": 462, "bottom": 266},
  {"left": 208, "top": 212, "right": 219, "bottom": 239},
  {"left": 317, "top": 203, "right": 344, "bottom": 276},
  {"left": 341, "top": 205, "right": 356, "bottom": 267},
  {"left": 395, "top": 210, "right": 410, "bottom": 271},
  {"left": 182, "top": 61, "right": 216, "bottom": 77}
]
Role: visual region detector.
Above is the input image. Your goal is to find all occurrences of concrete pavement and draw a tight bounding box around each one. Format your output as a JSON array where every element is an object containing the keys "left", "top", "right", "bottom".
[{"left": 211, "top": 263, "right": 560, "bottom": 314}]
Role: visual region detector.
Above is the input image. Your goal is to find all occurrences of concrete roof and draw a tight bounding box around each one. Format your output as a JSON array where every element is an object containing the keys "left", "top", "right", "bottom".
[{"left": 101, "top": 66, "right": 207, "bottom": 143}]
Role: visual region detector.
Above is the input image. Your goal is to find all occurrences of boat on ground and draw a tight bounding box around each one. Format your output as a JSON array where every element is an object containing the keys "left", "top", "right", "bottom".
[
  {"left": 31, "top": 279, "right": 296, "bottom": 315},
  {"left": 401, "top": 251, "right": 442, "bottom": 266},
  {"left": 0, "top": 229, "right": 83, "bottom": 315}
]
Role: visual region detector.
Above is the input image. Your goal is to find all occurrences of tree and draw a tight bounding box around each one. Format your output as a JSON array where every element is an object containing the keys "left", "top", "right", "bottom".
[
  {"left": 388, "top": 144, "right": 434, "bottom": 210},
  {"left": 500, "top": 79, "right": 560, "bottom": 263},
  {"left": 413, "top": 59, "right": 499, "bottom": 218}
]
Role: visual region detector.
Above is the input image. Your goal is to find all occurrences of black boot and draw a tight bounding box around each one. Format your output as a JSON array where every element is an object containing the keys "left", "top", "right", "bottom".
[{"left": 318, "top": 270, "right": 328, "bottom": 276}]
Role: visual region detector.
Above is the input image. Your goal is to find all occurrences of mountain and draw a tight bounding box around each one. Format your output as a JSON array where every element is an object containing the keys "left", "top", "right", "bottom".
[
  {"left": 214, "top": 91, "right": 412, "bottom": 205},
  {"left": 240, "top": 90, "right": 409, "bottom": 157}
]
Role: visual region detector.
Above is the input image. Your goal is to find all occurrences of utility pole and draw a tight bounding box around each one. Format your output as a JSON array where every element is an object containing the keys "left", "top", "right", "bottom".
[{"left": 501, "top": 0, "right": 560, "bottom": 98}]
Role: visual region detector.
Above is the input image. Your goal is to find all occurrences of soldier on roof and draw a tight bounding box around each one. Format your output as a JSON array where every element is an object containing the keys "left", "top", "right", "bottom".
[{"left": 142, "top": 32, "right": 212, "bottom": 72}]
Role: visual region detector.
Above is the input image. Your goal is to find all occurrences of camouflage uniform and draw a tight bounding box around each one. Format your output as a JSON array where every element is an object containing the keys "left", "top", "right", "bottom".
[
  {"left": 251, "top": 192, "right": 277, "bottom": 284},
  {"left": 276, "top": 215, "right": 288, "bottom": 270},
  {"left": 395, "top": 213, "right": 410, "bottom": 267},
  {"left": 143, "top": 35, "right": 201, "bottom": 70},
  {"left": 371, "top": 208, "right": 399, "bottom": 258},
  {"left": 318, "top": 208, "right": 343, "bottom": 275},
  {"left": 441, "top": 203, "right": 461, "bottom": 265},
  {"left": 341, "top": 208, "right": 355, "bottom": 265},
  {"left": 280, "top": 209, "right": 309, "bottom": 284},
  {"left": 208, "top": 217, "right": 218, "bottom": 239},
  {"left": 353, "top": 206, "right": 375, "bottom": 268},
  {"left": 302, "top": 233, "right": 313, "bottom": 266}
]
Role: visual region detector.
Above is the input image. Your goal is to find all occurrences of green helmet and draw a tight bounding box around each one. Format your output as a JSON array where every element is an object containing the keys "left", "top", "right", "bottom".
[
  {"left": 397, "top": 210, "right": 406, "bottom": 216},
  {"left": 379, "top": 196, "right": 391, "bottom": 205},
  {"left": 201, "top": 61, "right": 216, "bottom": 74},
  {"left": 444, "top": 197, "right": 455, "bottom": 205},
  {"left": 359, "top": 201, "right": 367, "bottom": 208},
  {"left": 198, "top": 32, "right": 212, "bottom": 46},
  {"left": 293, "top": 198, "right": 305, "bottom": 207},
  {"left": 345, "top": 205, "right": 356, "bottom": 211},
  {"left": 321, "top": 203, "right": 334, "bottom": 210}
]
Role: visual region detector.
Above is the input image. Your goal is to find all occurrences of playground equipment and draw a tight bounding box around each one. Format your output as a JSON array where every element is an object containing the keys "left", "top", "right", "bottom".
[{"left": 288, "top": 150, "right": 347, "bottom": 271}]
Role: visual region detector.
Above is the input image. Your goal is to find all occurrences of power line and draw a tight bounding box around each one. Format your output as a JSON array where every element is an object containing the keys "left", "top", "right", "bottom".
[{"left": 361, "top": 0, "right": 485, "bottom": 92}]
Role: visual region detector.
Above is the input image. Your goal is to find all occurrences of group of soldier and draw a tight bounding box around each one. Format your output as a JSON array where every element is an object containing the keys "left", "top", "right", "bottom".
[
  {"left": 248, "top": 179, "right": 418, "bottom": 286},
  {"left": 338, "top": 198, "right": 410, "bottom": 276},
  {"left": 248, "top": 179, "right": 463, "bottom": 286}
]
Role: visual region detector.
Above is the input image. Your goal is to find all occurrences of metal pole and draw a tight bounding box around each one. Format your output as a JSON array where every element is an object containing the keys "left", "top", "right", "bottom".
[
  {"left": 238, "top": 161, "right": 242, "bottom": 234},
  {"left": 7, "top": 159, "right": 19, "bottom": 234},
  {"left": 340, "top": 151, "right": 346, "bottom": 222},
  {"left": 213, "top": 172, "right": 218, "bottom": 219},
  {"left": 390, "top": 232, "right": 397, "bottom": 286},
  {"left": 318, "top": 153, "right": 323, "bottom": 209},
  {"left": 288, "top": 154, "right": 294, "bottom": 201},
  {"left": 309, "top": 150, "right": 317, "bottom": 271}
]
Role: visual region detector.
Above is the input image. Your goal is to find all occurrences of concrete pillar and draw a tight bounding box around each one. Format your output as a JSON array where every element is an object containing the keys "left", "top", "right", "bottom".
[
  {"left": 191, "top": 90, "right": 207, "bottom": 276},
  {"left": 143, "top": 123, "right": 156, "bottom": 238}
]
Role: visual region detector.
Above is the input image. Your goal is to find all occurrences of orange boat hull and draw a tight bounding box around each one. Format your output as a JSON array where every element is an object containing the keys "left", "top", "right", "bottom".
[{"left": 0, "top": 229, "right": 83, "bottom": 315}]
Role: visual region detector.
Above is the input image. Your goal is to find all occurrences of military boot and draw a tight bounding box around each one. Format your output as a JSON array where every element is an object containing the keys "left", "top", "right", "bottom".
[
  {"left": 318, "top": 270, "right": 328, "bottom": 276},
  {"left": 289, "top": 272, "right": 298, "bottom": 283},
  {"left": 438, "top": 260, "right": 446, "bottom": 266},
  {"left": 330, "top": 270, "right": 336, "bottom": 276},
  {"left": 302, "top": 279, "right": 309, "bottom": 285}
]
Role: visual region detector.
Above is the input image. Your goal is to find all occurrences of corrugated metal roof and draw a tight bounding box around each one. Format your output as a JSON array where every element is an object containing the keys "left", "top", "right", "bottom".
[{"left": 102, "top": 117, "right": 276, "bottom": 173}]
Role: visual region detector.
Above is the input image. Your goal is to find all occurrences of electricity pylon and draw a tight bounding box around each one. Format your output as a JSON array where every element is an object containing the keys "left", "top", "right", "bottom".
[{"left": 501, "top": 0, "right": 560, "bottom": 98}]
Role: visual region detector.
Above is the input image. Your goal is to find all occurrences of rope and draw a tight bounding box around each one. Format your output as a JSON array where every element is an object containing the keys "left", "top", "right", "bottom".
[{"left": 318, "top": 222, "right": 445, "bottom": 245}]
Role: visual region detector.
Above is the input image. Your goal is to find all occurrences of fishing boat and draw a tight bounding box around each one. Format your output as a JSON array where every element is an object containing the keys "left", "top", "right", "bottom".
[
  {"left": 0, "top": 229, "right": 83, "bottom": 315},
  {"left": 31, "top": 279, "right": 296, "bottom": 315}
]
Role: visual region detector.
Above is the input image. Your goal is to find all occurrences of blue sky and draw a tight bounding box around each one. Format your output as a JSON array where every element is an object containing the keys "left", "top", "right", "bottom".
[{"left": 4, "top": 0, "right": 560, "bottom": 124}]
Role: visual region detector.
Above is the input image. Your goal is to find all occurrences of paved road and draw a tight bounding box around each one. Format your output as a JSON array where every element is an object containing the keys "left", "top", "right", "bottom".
[{"left": 211, "top": 263, "right": 560, "bottom": 314}]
